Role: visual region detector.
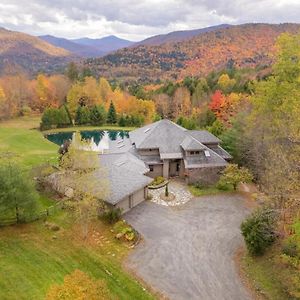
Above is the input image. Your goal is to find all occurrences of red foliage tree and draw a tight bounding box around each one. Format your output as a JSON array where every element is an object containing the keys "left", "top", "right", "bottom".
[{"left": 209, "top": 90, "right": 225, "bottom": 118}]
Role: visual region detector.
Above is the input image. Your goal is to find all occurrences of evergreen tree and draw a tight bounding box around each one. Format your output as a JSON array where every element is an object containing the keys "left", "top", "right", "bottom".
[
  {"left": 57, "top": 106, "right": 72, "bottom": 128},
  {"left": 75, "top": 106, "right": 90, "bottom": 125},
  {"left": 90, "top": 105, "right": 106, "bottom": 126},
  {"left": 118, "top": 115, "right": 126, "bottom": 127},
  {"left": 107, "top": 101, "right": 117, "bottom": 124},
  {"left": 0, "top": 162, "right": 38, "bottom": 222}
]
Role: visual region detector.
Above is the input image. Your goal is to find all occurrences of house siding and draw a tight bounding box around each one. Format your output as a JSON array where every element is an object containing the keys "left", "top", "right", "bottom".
[
  {"left": 138, "top": 149, "right": 160, "bottom": 156},
  {"left": 186, "top": 166, "right": 225, "bottom": 185},
  {"left": 146, "top": 164, "right": 163, "bottom": 178}
]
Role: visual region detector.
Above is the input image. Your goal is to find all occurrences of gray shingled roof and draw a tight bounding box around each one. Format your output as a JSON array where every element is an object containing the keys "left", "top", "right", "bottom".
[
  {"left": 129, "top": 119, "right": 188, "bottom": 159},
  {"left": 211, "top": 145, "right": 232, "bottom": 160},
  {"left": 181, "top": 135, "right": 206, "bottom": 151},
  {"left": 189, "top": 130, "right": 221, "bottom": 144},
  {"left": 184, "top": 147, "right": 228, "bottom": 169},
  {"left": 98, "top": 153, "right": 152, "bottom": 204}
]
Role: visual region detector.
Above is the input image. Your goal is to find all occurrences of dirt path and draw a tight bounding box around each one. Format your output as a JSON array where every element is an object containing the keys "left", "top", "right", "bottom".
[{"left": 125, "top": 194, "right": 252, "bottom": 300}]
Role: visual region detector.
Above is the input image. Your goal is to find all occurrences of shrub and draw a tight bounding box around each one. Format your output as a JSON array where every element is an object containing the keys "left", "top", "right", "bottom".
[
  {"left": 151, "top": 176, "right": 165, "bottom": 186},
  {"left": 40, "top": 106, "right": 72, "bottom": 130},
  {"left": 20, "top": 105, "right": 32, "bottom": 116},
  {"left": 216, "top": 180, "right": 232, "bottom": 191},
  {"left": 218, "top": 164, "right": 253, "bottom": 190},
  {"left": 100, "top": 207, "right": 122, "bottom": 224},
  {"left": 40, "top": 108, "right": 60, "bottom": 130},
  {"left": 282, "top": 240, "right": 299, "bottom": 258},
  {"left": 241, "top": 208, "right": 278, "bottom": 256},
  {"left": 113, "top": 220, "right": 136, "bottom": 241}
]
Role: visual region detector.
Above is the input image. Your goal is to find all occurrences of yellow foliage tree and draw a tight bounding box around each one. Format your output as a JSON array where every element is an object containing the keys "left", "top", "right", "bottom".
[
  {"left": 99, "top": 77, "right": 112, "bottom": 103},
  {"left": 46, "top": 269, "right": 114, "bottom": 300},
  {"left": 217, "top": 74, "right": 236, "bottom": 94}
]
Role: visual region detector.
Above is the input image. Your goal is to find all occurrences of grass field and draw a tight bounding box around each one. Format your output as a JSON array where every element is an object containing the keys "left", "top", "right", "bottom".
[
  {"left": 0, "top": 212, "right": 155, "bottom": 300},
  {"left": 43, "top": 124, "right": 136, "bottom": 134},
  {"left": 188, "top": 185, "right": 233, "bottom": 196},
  {"left": 0, "top": 116, "right": 156, "bottom": 299},
  {"left": 0, "top": 116, "right": 58, "bottom": 168}
]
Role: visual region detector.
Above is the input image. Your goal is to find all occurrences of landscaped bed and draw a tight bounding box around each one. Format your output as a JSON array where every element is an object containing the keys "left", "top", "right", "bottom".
[{"left": 148, "top": 176, "right": 168, "bottom": 189}]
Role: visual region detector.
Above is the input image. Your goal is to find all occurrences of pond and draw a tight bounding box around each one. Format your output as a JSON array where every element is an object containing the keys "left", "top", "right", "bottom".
[{"left": 45, "top": 130, "right": 129, "bottom": 152}]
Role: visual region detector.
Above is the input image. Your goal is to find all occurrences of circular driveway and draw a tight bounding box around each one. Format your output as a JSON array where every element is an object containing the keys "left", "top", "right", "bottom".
[{"left": 124, "top": 194, "right": 252, "bottom": 300}]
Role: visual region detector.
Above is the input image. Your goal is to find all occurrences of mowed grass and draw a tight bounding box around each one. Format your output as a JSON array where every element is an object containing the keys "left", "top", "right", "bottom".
[
  {"left": 43, "top": 124, "right": 136, "bottom": 134},
  {"left": 188, "top": 185, "right": 233, "bottom": 196},
  {"left": 0, "top": 116, "right": 156, "bottom": 299},
  {"left": 0, "top": 213, "right": 155, "bottom": 300},
  {"left": 0, "top": 116, "right": 58, "bottom": 168}
]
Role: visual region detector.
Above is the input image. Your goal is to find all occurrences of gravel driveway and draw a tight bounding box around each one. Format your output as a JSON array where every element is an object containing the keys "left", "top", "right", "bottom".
[{"left": 124, "top": 194, "right": 252, "bottom": 300}]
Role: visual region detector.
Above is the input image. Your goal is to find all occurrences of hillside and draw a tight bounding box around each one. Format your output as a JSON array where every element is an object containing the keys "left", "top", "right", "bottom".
[
  {"left": 0, "top": 28, "right": 76, "bottom": 74},
  {"left": 73, "top": 35, "right": 134, "bottom": 53},
  {"left": 39, "top": 35, "right": 105, "bottom": 57},
  {"left": 85, "top": 23, "right": 300, "bottom": 82},
  {"left": 134, "top": 24, "right": 231, "bottom": 46}
]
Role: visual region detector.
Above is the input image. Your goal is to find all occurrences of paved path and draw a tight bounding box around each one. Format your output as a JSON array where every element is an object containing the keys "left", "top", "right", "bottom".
[
  {"left": 125, "top": 194, "right": 252, "bottom": 300},
  {"left": 150, "top": 180, "right": 193, "bottom": 206}
]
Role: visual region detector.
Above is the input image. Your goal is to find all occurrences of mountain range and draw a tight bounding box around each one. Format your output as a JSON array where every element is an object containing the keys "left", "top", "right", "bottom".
[
  {"left": 39, "top": 35, "right": 134, "bottom": 57},
  {"left": 1, "top": 23, "right": 300, "bottom": 79},
  {"left": 86, "top": 23, "right": 300, "bottom": 82}
]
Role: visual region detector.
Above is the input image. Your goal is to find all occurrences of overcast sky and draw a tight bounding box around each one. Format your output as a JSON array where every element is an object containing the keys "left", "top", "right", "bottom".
[{"left": 0, "top": 0, "right": 299, "bottom": 41}]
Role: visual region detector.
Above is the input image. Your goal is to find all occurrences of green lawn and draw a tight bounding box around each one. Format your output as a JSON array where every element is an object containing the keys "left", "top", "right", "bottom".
[
  {"left": 0, "top": 116, "right": 156, "bottom": 299},
  {"left": 188, "top": 185, "right": 233, "bottom": 196},
  {"left": 0, "top": 116, "right": 58, "bottom": 168},
  {"left": 42, "top": 124, "right": 136, "bottom": 134},
  {"left": 0, "top": 213, "right": 155, "bottom": 300}
]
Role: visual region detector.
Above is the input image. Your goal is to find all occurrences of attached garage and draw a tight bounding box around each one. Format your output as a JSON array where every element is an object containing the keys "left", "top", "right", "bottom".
[{"left": 115, "top": 187, "right": 148, "bottom": 214}]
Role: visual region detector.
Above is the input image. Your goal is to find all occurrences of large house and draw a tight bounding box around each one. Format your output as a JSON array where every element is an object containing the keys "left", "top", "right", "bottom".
[
  {"left": 100, "top": 119, "right": 231, "bottom": 213},
  {"left": 49, "top": 119, "right": 231, "bottom": 213}
]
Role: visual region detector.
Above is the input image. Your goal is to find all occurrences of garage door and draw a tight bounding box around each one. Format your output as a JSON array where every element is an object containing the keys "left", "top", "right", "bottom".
[{"left": 132, "top": 188, "right": 146, "bottom": 207}]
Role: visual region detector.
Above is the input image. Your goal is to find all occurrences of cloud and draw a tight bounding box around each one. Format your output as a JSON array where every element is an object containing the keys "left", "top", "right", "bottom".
[{"left": 0, "top": 0, "right": 299, "bottom": 40}]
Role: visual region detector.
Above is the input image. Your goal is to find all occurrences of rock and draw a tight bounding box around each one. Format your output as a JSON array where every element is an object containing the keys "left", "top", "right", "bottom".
[
  {"left": 115, "top": 233, "right": 123, "bottom": 239},
  {"left": 52, "top": 235, "right": 57, "bottom": 240},
  {"left": 45, "top": 221, "right": 60, "bottom": 231},
  {"left": 64, "top": 187, "right": 74, "bottom": 198}
]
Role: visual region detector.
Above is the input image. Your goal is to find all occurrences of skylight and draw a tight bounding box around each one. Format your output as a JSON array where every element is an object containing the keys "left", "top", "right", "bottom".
[{"left": 204, "top": 150, "right": 211, "bottom": 157}]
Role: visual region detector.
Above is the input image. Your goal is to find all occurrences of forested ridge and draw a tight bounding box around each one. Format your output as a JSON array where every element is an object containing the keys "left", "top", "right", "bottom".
[{"left": 86, "top": 23, "right": 300, "bottom": 82}]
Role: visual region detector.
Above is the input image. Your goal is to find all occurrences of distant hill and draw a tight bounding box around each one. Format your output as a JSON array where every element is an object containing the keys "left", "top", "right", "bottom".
[
  {"left": 85, "top": 23, "right": 300, "bottom": 82},
  {"left": 134, "top": 24, "right": 231, "bottom": 46},
  {"left": 72, "top": 35, "right": 135, "bottom": 53},
  {"left": 0, "top": 28, "right": 75, "bottom": 74},
  {"left": 39, "top": 35, "right": 105, "bottom": 57}
]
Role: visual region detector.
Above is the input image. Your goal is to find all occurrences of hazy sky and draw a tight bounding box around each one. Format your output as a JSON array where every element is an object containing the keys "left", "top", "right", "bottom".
[{"left": 0, "top": 0, "right": 299, "bottom": 41}]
